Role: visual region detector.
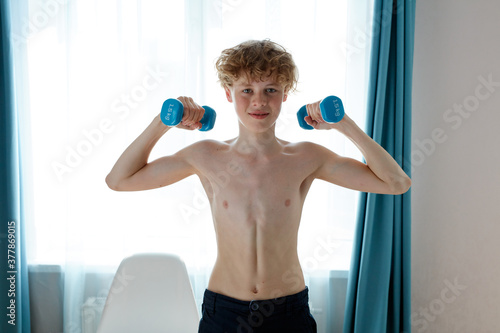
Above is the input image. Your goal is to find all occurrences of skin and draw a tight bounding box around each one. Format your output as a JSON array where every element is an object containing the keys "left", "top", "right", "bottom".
[{"left": 105, "top": 75, "right": 411, "bottom": 301}]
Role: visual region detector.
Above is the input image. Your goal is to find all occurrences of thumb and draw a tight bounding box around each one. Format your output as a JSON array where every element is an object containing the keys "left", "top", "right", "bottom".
[{"left": 304, "top": 116, "right": 317, "bottom": 127}]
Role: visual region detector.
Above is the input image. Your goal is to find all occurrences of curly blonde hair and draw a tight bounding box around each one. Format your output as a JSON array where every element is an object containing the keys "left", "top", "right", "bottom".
[{"left": 215, "top": 39, "right": 298, "bottom": 94}]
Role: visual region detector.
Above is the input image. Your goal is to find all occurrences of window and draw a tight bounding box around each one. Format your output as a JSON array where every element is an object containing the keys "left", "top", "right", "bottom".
[
  {"left": 27, "top": 0, "right": 364, "bottom": 269},
  {"left": 23, "top": 0, "right": 372, "bottom": 330}
]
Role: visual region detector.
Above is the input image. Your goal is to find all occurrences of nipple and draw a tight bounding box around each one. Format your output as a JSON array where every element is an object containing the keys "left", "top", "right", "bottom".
[
  {"left": 223, "top": 200, "right": 229, "bottom": 209},
  {"left": 285, "top": 199, "right": 291, "bottom": 207}
]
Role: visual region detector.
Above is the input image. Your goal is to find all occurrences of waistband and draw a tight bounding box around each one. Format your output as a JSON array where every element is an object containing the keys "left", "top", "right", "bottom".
[{"left": 202, "top": 287, "right": 310, "bottom": 315}]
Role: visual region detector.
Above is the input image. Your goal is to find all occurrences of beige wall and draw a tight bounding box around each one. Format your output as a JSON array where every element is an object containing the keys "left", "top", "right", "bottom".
[{"left": 412, "top": 1, "right": 500, "bottom": 332}]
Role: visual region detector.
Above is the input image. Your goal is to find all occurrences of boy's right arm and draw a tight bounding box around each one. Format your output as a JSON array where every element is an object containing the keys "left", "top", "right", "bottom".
[{"left": 105, "top": 97, "right": 205, "bottom": 191}]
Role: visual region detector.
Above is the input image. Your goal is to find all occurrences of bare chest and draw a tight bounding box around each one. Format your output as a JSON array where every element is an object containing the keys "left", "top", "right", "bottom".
[{"left": 197, "top": 151, "right": 316, "bottom": 224}]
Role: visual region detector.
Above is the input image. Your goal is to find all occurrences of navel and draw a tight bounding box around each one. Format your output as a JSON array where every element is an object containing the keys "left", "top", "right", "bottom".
[
  {"left": 223, "top": 200, "right": 229, "bottom": 209},
  {"left": 285, "top": 199, "right": 291, "bottom": 207}
]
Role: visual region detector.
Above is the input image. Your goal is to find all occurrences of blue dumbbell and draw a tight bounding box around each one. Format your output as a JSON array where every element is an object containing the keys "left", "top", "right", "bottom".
[
  {"left": 161, "top": 98, "right": 216, "bottom": 131},
  {"left": 297, "top": 95, "right": 345, "bottom": 130}
]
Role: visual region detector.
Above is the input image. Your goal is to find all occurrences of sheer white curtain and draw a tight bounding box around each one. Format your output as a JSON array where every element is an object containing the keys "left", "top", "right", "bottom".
[{"left": 21, "top": 0, "right": 371, "bottom": 332}]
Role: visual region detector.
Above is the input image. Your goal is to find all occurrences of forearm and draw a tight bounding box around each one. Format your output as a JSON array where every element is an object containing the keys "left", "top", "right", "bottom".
[
  {"left": 338, "top": 115, "right": 411, "bottom": 193},
  {"left": 106, "top": 116, "right": 170, "bottom": 189}
]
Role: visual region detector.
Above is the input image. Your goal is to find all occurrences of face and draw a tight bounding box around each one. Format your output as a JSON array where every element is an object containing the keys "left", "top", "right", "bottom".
[{"left": 224, "top": 75, "right": 288, "bottom": 133}]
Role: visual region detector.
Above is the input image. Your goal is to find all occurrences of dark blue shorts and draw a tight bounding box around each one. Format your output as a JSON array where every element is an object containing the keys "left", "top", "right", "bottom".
[{"left": 198, "top": 287, "right": 317, "bottom": 333}]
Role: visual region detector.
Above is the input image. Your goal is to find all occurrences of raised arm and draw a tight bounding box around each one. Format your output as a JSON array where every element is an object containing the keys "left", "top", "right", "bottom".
[
  {"left": 305, "top": 103, "right": 411, "bottom": 195},
  {"left": 105, "top": 97, "right": 205, "bottom": 191}
]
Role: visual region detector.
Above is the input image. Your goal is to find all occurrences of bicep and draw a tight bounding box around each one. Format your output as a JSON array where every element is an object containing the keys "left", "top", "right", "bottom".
[
  {"left": 314, "top": 150, "right": 394, "bottom": 194},
  {"left": 113, "top": 150, "right": 196, "bottom": 191}
]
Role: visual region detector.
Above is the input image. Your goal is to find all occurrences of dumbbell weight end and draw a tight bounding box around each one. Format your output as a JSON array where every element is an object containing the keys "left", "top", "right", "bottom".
[
  {"left": 161, "top": 98, "right": 216, "bottom": 131},
  {"left": 297, "top": 95, "right": 345, "bottom": 130},
  {"left": 199, "top": 105, "right": 216, "bottom": 132},
  {"left": 297, "top": 105, "right": 314, "bottom": 130},
  {"left": 320, "top": 95, "right": 344, "bottom": 123}
]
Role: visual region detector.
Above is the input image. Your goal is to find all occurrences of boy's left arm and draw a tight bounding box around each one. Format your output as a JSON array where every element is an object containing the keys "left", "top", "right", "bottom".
[{"left": 305, "top": 103, "right": 411, "bottom": 195}]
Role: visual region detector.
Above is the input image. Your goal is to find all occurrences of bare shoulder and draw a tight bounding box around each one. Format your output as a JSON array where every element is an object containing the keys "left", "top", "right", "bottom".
[
  {"left": 181, "top": 139, "right": 231, "bottom": 154},
  {"left": 179, "top": 139, "right": 232, "bottom": 165},
  {"left": 280, "top": 140, "right": 332, "bottom": 157},
  {"left": 281, "top": 140, "right": 342, "bottom": 178}
]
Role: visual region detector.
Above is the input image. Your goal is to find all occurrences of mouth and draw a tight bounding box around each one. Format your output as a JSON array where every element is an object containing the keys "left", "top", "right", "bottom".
[{"left": 248, "top": 112, "right": 270, "bottom": 119}]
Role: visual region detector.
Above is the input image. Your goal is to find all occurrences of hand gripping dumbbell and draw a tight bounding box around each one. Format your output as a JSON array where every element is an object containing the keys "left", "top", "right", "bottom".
[
  {"left": 297, "top": 95, "right": 345, "bottom": 130},
  {"left": 161, "top": 98, "right": 216, "bottom": 131}
]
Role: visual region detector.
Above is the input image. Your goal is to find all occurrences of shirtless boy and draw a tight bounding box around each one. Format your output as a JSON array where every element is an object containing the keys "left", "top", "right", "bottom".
[{"left": 105, "top": 40, "right": 411, "bottom": 332}]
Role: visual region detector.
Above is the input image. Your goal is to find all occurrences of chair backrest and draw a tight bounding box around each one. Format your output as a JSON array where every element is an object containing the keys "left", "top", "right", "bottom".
[{"left": 97, "top": 253, "right": 199, "bottom": 333}]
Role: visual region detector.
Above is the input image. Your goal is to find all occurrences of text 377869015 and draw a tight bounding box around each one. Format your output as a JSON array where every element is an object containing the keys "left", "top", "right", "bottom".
[{"left": 6, "top": 221, "right": 16, "bottom": 326}]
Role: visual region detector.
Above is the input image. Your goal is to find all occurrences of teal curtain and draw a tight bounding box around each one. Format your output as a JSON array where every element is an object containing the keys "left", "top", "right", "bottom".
[
  {"left": 343, "top": 1, "right": 415, "bottom": 332},
  {"left": 0, "top": 1, "right": 31, "bottom": 332}
]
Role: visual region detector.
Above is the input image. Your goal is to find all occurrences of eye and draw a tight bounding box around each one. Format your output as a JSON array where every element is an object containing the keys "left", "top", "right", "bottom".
[
  {"left": 242, "top": 89, "right": 252, "bottom": 93},
  {"left": 266, "top": 88, "right": 277, "bottom": 93}
]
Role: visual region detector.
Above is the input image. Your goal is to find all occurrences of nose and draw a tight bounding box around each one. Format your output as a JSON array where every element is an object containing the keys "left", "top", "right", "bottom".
[{"left": 251, "top": 92, "right": 267, "bottom": 107}]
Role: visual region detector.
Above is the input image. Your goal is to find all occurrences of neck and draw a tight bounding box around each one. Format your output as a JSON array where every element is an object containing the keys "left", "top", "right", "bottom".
[{"left": 233, "top": 123, "right": 281, "bottom": 157}]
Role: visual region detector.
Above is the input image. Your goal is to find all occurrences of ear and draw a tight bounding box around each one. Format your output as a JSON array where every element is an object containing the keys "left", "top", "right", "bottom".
[
  {"left": 283, "top": 93, "right": 288, "bottom": 102},
  {"left": 224, "top": 86, "right": 233, "bottom": 103}
]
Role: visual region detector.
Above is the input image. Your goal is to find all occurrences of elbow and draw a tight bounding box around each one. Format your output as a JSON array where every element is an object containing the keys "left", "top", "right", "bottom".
[
  {"left": 389, "top": 176, "right": 412, "bottom": 195},
  {"left": 105, "top": 174, "right": 122, "bottom": 191}
]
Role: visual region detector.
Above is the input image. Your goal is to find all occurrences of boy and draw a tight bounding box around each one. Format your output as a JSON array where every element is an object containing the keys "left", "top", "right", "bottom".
[{"left": 105, "top": 40, "right": 411, "bottom": 332}]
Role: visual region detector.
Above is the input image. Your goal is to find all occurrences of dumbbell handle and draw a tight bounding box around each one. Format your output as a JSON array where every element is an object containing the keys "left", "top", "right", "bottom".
[
  {"left": 161, "top": 98, "right": 216, "bottom": 131},
  {"left": 297, "top": 95, "right": 344, "bottom": 130}
]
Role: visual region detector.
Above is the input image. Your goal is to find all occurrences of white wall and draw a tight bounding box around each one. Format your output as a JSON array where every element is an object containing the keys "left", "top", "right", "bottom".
[{"left": 412, "top": 1, "right": 500, "bottom": 332}]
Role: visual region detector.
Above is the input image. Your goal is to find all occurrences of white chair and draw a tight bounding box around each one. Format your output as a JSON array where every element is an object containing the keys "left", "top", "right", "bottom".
[{"left": 97, "top": 253, "right": 200, "bottom": 333}]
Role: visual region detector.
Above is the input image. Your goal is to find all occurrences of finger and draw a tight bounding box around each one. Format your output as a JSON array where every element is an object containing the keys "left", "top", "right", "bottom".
[
  {"left": 306, "top": 101, "right": 323, "bottom": 123},
  {"left": 193, "top": 106, "right": 205, "bottom": 125},
  {"left": 177, "top": 96, "right": 190, "bottom": 124},
  {"left": 176, "top": 122, "right": 199, "bottom": 131},
  {"left": 185, "top": 100, "right": 204, "bottom": 126},
  {"left": 177, "top": 97, "right": 195, "bottom": 125},
  {"left": 179, "top": 97, "right": 194, "bottom": 125},
  {"left": 188, "top": 122, "right": 201, "bottom": 130},
  {"left": 304, "top": 115, "right": 319, "bottom": 129},
  {"left": 314, "top": 106, "right": 325, "bottom": 123},
  {"left": 193, "top": 121, "right": 202, "bottom": 130},
  {"left": 185, "top": 99, "right": 198, "bottom": 125}
]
